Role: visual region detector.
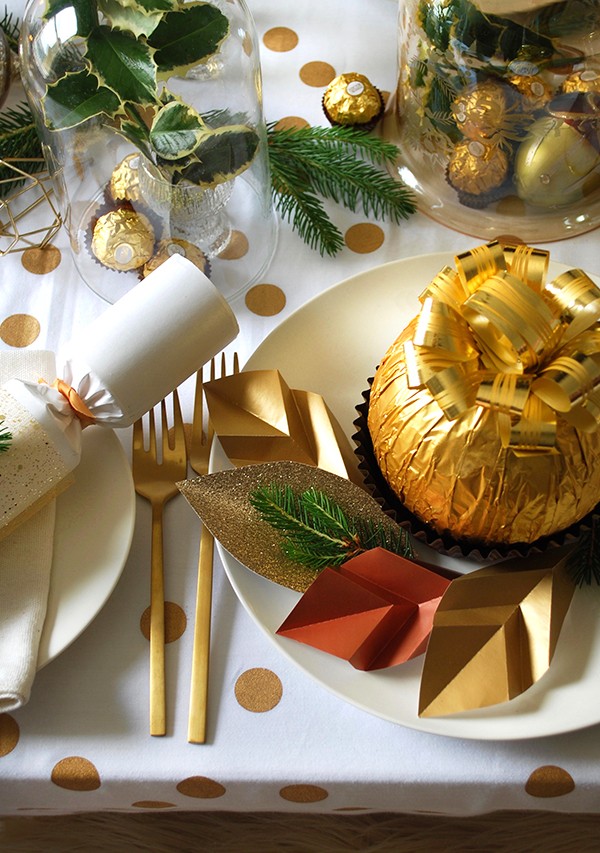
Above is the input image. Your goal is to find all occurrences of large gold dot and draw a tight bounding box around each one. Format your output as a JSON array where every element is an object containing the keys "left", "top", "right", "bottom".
[
  {"left": 525, "top": 765, "right": 575, "bottom": 798},
  {"left": 21, "top": 246, "right": 62, "bottom": 275},
  {"left": 279, "top": 784, "right": 329, "bottom": 803},
  {"left": 344, "top": 223, "right": 385, "bottom": 254},
  {"left": 176, "top": 776, "right": 226, "bottom": 799},
  {"left": 51, "top": 757, "right": 101, "bottom": 791},
  {"left": 299, "top": 62, "right": 336, "bottom": 88},
  {"left": 0, "top": 714, "right": 19, "bottom": 757},
  {"left": 218, "top": 230, "right": 249, "bottom": 260},
  {"left": 0, "top": 314, "right": 41, "bottom": 347},
  {"left": 140, "top": 601, "right": 187, "bottom": 643},
  {"left": 245, "top": 284, "right": 286, "bottom": 317},
  {"left": 274, "top": 116, "right": 310, "bottom": 131},
  {"left": 234, "top": 668, "right": 283, "bottom": 712},
  {"left": 263, "top": 27, "right": 299, "bottom": 52}
]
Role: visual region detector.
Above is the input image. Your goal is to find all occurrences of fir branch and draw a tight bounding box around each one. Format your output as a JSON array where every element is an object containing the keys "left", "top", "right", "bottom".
[
  {"left": 249, "top": 483, "right": 413, "bottom": 572},
  {"left": 0, "top": 103, "right": 46, "bottom": 196},
  {"left": 0, "top": 424, "right": 11, "bottom": 452},
  {"left": 566, "top": 518, "right": 600, "bottom": 586},
  {"left": 1, "top": 6, "right": 21, "bottom": 52},
  {"left": 267, "top": 123, "right": 416, "bottom": 257}
]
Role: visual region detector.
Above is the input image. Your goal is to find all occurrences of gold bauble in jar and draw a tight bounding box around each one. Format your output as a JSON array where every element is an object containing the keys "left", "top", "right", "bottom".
[{"left": 514, "top": 116, "right": 600, "bottom": 207}]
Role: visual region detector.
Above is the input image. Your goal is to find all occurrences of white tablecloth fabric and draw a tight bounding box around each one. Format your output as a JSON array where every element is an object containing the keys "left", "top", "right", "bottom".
[{"left": 1, "top": 0, "right": 600, "bottom": 818}]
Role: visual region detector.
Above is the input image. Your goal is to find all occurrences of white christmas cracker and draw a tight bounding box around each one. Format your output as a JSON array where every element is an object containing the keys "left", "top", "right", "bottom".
[{"left": 0, "top": 254, "right": 239, "bottom": 539}]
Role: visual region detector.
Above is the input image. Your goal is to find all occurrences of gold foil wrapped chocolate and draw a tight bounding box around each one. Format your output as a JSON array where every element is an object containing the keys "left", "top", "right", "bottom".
[
  {"left": 109, "top": 154, "right": 142, "bottom": 204},
  {"left": 447, "top": 140, "right": 508, "bottom": 202},
  {"left": 562, "top": 68, "right": 600, "bottom": 95},
  {"left": 451, "top": 81, "right": 507, "bottom": 140},
  {"left": 368, "top": 242, "right": 600, "bottom": 546},
  {"left": 509, "top": 73, "right": 554, "bottom": 112},
  {"left": 92, "top": 209, "right": 155, "bottom": 271},
  {"left": 142, "top": 238, "right": 209, "bottom": 278},
  {"left": 322, "top": 72, "right": 383, "bottom": 128}
]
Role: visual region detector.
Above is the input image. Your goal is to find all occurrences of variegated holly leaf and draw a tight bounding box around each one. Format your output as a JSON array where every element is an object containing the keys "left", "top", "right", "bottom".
[
  {"left": 149, "top": 3, "right": 228, "bottom": 77},
  {"left": 149, "top": 100, "right": 206, "bottom": 160},
  {"left": 86, "top": 25, "right": 157, "bottom": 105},
  {"left": 44, "top": 0, "right": 97, "bottom": 35},
  {"left": 418, "top": 555, "right": 576, "bottom": 717},
  {"left": 175, "top": 126, "right": 259, "bottom": 187},
  {"left": 43, "top": 70, "right": 121, "bottom": 130},
  {"left": 98, "top": 0, "right": 164, "bottom": 38}
]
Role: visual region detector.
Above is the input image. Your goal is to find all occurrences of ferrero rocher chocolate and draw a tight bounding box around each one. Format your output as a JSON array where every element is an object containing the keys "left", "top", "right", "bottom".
[
  {"left": 447, "top": 139, "right": 508, "bottom": 204},
  {"left": 509, "top": 74, "right": 553, "bottom": 111},
  {"left": 109, "top": 154, "right": 142, "bottom": 204},
  {"left": 141, "top": 238, "right": 209, "bottom": 278},
  {"left": 367, "top": 242, "right": 600, "bottom": 546},
  {"left": 92, "top": 209, "right": 155, "bottom": 271},
  {"left": 322, "top": 72, "right": 383, "bottom": 128},
  {"left": 562, "top": 68, "right": 600, "bottom": 95},
  {"left": 451, "top": 81, "right": 507, "bottom": 140}
]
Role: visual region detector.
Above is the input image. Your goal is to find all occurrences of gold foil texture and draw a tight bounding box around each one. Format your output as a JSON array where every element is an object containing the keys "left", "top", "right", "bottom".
[
  {"left": 368, "top": 242, "right": 600, "bottom": 545},
  {"left": 92, "top": 209, "right": 155, "bottom": 271},
  {"left": 322, "top": 72, "right": 383, "bottom": 127}
]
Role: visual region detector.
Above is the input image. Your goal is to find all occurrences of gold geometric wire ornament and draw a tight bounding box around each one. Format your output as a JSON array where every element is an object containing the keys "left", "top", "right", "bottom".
[{"left": 0, "top": 158, "right": 62, "bottom": 255}]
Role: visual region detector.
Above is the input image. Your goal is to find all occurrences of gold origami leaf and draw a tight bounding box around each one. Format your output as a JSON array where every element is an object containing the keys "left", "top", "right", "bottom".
[
  {"left": 178, "top": 460, "right": 407, "bottom": 592},
  {"left": 418, "top": 553, "right": 576, "bottom": 717}
]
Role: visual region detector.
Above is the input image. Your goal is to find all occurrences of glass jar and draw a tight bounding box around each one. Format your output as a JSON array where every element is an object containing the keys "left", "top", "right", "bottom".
[
  {"left": 383, "top": 0, "right": 600, "bottom": 241},
  {"left": 20, "top": 0, "right": 277, "bottom": 303}
]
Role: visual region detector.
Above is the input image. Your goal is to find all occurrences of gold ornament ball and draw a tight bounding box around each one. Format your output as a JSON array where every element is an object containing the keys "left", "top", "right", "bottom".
[{"left": 514, "top": 116, "right": 600, "bottom": 207}]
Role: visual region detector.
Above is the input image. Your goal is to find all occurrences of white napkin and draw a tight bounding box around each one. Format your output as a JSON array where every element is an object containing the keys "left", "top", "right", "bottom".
[{"left": 0, "top": 351, "right": 57, "bottom": 711}]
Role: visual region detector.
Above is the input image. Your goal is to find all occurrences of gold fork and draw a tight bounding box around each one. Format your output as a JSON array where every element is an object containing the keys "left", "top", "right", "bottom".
[
  {"left": 188, "top": 351, "right": 239, "bottom": 743},
  {"left": 132, "top": 390, "right": 187, "bottom": 737}
]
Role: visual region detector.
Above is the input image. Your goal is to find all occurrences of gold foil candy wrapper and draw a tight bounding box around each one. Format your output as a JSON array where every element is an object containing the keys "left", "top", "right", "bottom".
[
  {"left": 142, "top": 238, "right": 209, "bottom": 279},
  {"left": 446, "top": 139, "right": 508, "bottom": 200},
  {"left": 322, "top": 72, "right": 383, "bottom": 128},
  {"left": 92, "top": 209, "right": 155, "bottom": 272},
  {"left": 109, "top": 154, "right": 142, "bottom": 204},
  {"left": 562, "top": 68, "right": 600, "bottom": 95},
  {"left": 367, "top": 242, "right": 600, "bottom": 546},
  {"left": 451, "top": 81, "right": 507, "bottom": 141},
  {"left": 509, "top": 73, "right": 554, "bottom": 111}
]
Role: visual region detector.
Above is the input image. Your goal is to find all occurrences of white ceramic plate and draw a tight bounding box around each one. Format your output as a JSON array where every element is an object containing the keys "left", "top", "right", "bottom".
[
  {"left": 38, "top": 426, "right": 135, "bottom": 667},
  {"left": 213, "top": 252, "right": 600, "bottom": 740}
]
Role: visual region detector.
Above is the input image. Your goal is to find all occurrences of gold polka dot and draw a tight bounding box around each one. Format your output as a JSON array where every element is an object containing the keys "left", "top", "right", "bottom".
[
  {"left": 274, "top": 116, "right": 310, "bottom": 131},
  {"left": 0, "top": 714, "right": 19, "bottom": 757},
  {"left": 140, "top": 601, "right": 187, "bottom": 643},
  {"left": 344, "top": 223, "right": 385, "bottom": 254},
  {"left": 279, "top": 784, "right": 329, "bottom": 803},
  {"left": 234, "top": 667, "right": 283, "bottom": 712},
  {"left": 132, "top": 801, "right": 175, "bottom": 809},
  {"left": 299, "top": 61, "right": 336, "bottom": 88},
  {"left": 263, "top": 27, "right": 298, "bottom": 52},
  {"left": 496, "top": 234, "right": 526, "bottom": 245},
  {"left": 245, "top": 284, "right": 286, "bottom": 317},
  {"left": 177, "top": 776, "right": 226, "bottom": 799},
  {"left": 21, "top": 245, "right": 62, "bottom": 274},
  {"left": 0, "top": 314, "right": 41, "bottom": 347},
  {"left": 525, "top": 766, "right": 575, "bottom": 798},
  {"left": 51, "top": 757, "right": 101, "bottom": 791},
  {"left": 218, "top": 230, "right": 249, "bottom": 260}
]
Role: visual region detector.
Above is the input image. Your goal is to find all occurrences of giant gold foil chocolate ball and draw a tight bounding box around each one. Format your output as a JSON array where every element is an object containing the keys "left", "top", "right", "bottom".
[{"left": 367, "top": 246, "right": 600, "bottom": 547}]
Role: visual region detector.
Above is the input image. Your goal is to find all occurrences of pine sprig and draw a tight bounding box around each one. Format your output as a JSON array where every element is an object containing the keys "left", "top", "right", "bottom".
[
  {"left": 249, "top": 483, "right": 413, "bottom": 572},
  {"left": 1, "top": 7, "right": 20, "bottom": 51},
  {"left": 0, "top": 103, "right": 46, "bottom": 196},
  {"left": 267, "top": 123, "right": 416, "bottom": 257},
  {"left": 0, "top": 423, "right": 11, "bottom": 452},
  {"left": 566, "top": 518, "right": 600, "bottom": 586}
]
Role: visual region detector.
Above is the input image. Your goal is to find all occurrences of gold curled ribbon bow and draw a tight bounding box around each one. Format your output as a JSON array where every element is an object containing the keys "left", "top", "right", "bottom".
[
  {"left": 404, "top": 241, "right": 600, "bottom": 450},
  {"left": 39, "top": 378, "right": 96, "bottom": 428}
]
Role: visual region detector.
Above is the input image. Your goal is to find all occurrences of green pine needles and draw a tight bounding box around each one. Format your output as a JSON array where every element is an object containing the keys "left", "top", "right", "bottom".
[
  {"left": 267, "top": 123, "right": 416, "bottom": 257},
  {"left": 0, "top": 423, "right": 11, "bottom": 453},
  {"left": 249, "top": 483, "right": 413, "bottom": 571}
]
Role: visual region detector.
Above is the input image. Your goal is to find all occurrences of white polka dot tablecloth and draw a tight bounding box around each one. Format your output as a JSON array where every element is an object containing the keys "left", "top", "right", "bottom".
[{"left": 1, "top": 0, "right": 600, "bottom": 819}]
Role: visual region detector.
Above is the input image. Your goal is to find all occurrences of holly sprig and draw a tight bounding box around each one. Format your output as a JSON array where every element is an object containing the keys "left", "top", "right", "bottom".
[{"left": 249, "top": 483, "right": 413, "bottom": 571}]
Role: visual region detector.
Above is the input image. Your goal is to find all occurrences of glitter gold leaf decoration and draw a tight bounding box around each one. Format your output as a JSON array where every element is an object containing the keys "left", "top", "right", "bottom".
[
  {"left": 418, "top": 552, "right": 576, "bottom": 717},
  {"left": 178, "top": 461, "right": 409, "bottom": 592}
]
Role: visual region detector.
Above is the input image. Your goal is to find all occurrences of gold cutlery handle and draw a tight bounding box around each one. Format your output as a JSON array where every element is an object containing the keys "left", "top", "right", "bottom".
[
  {"left": 187, "top": 524, "right": 214, "bottom": 743},
  {"left": 150, "top": 503, "right": 166, "bottom": 736}
]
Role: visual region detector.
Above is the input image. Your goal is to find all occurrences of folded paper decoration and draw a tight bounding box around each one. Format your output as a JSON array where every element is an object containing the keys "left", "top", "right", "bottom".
[
  {"left": 418, "top": 555, "right": 576, "bottom": 717},
  {"left": 276, "top": 547, "right": 451, "bottom": 671},
  {"left": 203, "top": 369, "right": 362, "bottom": 483},
  {"left": 0, "top": 254, "right": 238, "bottom": 540},
  {"left": 178, "top": 461, "right": 408, "bottom": 592}
]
